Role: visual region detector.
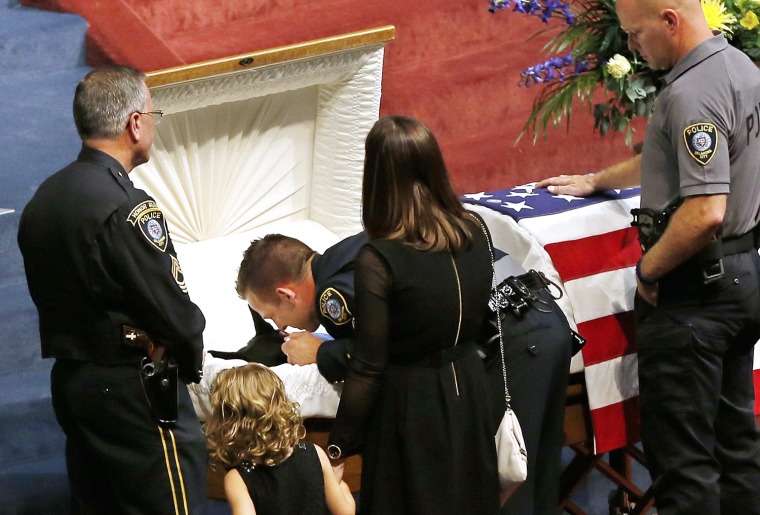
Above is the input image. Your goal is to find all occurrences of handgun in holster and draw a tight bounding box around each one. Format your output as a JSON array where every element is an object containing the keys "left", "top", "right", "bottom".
[
  {"left": 123, "top": 325, "right": 178, "bottom": 426},
  {"left": 631, "top": 204, "right": 725, "bottom": 285},
  {"left": 140, "top": 354, "right": 178, "bottom": 426},
  {"left": 630, "top": 205, "right": 677, "bottom": 253}
]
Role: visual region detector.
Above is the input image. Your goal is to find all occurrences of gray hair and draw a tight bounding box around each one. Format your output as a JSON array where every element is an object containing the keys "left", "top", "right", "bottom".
[{"left": 73, "top": 65, "right": 148, "bottom": 140}]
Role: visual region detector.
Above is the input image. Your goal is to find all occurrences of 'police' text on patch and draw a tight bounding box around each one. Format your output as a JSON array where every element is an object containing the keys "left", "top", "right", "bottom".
[
  {"left": 684, "top": 122, "right": 718, "bottom": 165},
  {"left": 127, "top": 200, "right": 168, "bottom": 252},
  {"left": 319, "top": 288, "right": 352, "bottom": 325}
]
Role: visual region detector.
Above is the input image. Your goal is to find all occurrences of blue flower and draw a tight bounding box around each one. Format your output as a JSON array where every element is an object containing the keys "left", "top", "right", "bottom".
[
  {"left": 489, "top": 0, "right": 574, "bottom": 24},
  {"left": 519, "top": 54, "right": 588, "bottom": 87}
]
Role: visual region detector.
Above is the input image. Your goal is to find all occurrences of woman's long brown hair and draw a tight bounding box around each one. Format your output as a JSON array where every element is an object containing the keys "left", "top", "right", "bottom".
[{"left": 361, "top": 115, "right": 473, "bottom": 252}]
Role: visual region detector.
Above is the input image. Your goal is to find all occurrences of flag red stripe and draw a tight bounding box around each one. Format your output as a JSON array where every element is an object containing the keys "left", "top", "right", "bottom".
[
  {"left": 544, "top": 227, "right": 641, "bottom": 282},
  {"left": 590, "top": 397, "right": 641, "bottom": 454},
  {"left": 577, "top": 311, "right": 637, "bottom": 366}
]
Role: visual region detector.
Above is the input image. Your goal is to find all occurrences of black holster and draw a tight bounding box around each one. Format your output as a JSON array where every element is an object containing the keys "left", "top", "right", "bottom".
[
  {"left": 140, "top": 355, "right": 178, "bottom": 427},
  {"left": 630, "top": 203, "right": 679, "bottom": 252}
]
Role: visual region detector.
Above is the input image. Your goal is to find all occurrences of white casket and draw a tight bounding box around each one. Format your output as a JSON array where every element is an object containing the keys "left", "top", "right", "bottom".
[
  {"left": 131, "top": 28, "right": 395, "bottom": 496},
  {"left": 130, "top": 27, "right": 395, "bottom": 425}
]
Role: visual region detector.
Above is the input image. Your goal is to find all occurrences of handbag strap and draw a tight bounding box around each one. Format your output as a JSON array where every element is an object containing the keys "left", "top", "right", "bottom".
[
  {"left": 449, "top": 253, "right": 463, "bottom": 347},
  {"left": 471, "top": 213, "right": 512, "bottom": 407}
]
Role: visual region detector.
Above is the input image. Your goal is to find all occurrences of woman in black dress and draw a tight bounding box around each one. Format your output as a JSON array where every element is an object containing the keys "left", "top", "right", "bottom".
[{"left": 327, "top": 115, "right": 500, "bottom": 514}]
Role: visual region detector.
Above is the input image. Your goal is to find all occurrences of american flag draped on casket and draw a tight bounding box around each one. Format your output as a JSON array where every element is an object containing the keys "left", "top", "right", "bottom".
[{"left": 463, "top": 184, "right": 760, "bottom": 454}]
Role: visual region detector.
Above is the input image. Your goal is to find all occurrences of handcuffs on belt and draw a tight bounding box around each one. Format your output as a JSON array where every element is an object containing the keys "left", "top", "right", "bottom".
[
  {"left": 487, "top": 269, "right": 563, "bottom": 318},
  {"left": 481, "top": 270, "right": 586, "bottom": 358}
]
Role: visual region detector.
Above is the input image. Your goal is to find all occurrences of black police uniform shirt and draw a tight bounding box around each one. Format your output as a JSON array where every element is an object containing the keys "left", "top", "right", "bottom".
[
  {"left": 17, "top": 145, "right": 205, "bottom": 383},
  {"left": 312, "top": 232, "right": 368, "bottom": 383}
]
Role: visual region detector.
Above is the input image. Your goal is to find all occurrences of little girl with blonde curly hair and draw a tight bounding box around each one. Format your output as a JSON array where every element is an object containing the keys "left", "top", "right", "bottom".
[{"left": 205, "top": 363, "right": 355, "bottom": 515}]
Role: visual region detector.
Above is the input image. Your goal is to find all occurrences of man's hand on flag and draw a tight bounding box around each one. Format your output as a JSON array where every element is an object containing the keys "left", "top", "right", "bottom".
[{"left": 535, "top": 174, "right": 597, "bottom": 197}]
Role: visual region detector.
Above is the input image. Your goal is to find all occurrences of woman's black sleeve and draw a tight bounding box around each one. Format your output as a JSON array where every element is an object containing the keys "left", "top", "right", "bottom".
[{"left": 327, "top": 245, "right": 391, "bottom": 455}]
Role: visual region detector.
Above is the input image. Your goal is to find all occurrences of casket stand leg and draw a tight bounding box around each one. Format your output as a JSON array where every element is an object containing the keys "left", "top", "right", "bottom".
[{"left": 560, "top": 372, "right": 656, "bottom": 515}]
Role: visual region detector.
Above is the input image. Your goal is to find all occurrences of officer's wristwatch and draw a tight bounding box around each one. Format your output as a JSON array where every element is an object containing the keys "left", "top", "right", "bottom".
[{"left": 327, "top": 444, "right": 342, "bottom": 460}]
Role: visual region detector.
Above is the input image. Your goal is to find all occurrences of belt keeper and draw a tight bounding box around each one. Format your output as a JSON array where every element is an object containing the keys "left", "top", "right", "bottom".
[{"left": 696, "top": 239, "right": 725, "bottom": 285}]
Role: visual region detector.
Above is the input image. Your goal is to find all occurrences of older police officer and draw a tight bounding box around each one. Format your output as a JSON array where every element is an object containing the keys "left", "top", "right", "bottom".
[
  {"left": 537, "top": 0, "right": 760, "bottom": 512},
  {"left": 18, "top": 66, "right": 207, "bottom": 514}
]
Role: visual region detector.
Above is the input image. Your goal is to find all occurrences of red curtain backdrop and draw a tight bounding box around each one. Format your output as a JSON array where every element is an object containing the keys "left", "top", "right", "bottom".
[{"left": 22, "top": 0, "right": 642, "bottom": 193}]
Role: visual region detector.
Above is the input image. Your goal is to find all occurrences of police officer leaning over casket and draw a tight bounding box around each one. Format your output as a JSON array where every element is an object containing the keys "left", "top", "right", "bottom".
[
  {"left": 234, "top": 232, "right": 368, "bottom": 383},
  {"left": 537, "top": 1, "right": 760, "bottom": 512},
  {"left": 234, "top": 228, "right": 575, "bottom": 514},
  {"left": 17, "top": 65, "right": 208, "bottom": 514}
]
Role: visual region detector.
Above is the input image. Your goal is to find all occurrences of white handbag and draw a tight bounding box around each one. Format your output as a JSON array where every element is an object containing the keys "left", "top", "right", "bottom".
[
  {"left": 495, "top": 397, "right": 528, "bottom": 493},
  {"left": 479, "top": 217, "right": 528, "bottom": 497}
]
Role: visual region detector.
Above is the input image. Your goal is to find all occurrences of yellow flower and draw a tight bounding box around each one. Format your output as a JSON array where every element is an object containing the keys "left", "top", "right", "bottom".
[
  {"left": 740, "top": 11, "right": 760, "bottom": 29},
  {"left": 701, "top": 0, "right": 738, "bottom": 34},
  {"left": 606, "top": 54, "right": 632, "bottom": 79}
]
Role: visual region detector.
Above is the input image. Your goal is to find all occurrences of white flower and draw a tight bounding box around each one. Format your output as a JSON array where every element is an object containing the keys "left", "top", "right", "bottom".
[{"left": 606, "top": 54, "right": 632, "bottom": 79}]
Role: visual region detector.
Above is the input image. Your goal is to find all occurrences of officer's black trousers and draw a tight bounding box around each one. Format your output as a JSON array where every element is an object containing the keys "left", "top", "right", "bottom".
[
  {"left": 51, "top": 360, "right": 208, "bottom": 515},
  {"left": 486, "top": 289, "right": 573, "bottom": 515},
  {"left": 635, "top": 251, "right": 760, "bottom": 515}
]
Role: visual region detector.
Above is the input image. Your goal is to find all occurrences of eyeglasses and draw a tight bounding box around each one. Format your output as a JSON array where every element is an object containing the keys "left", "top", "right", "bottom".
[{"left": 137, "top": 110, "right": 164, "bottom": 124}]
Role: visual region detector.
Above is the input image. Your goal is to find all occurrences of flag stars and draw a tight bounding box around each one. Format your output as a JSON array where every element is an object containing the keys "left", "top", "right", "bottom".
[
  {"left": 512, "top": 184, "right": 536, "bottom": 194},
  {"left": 463, "top": 192, "right": 492, "bottom": 201},
  {"left": 505, "top": 191, "right": 539, "bottom": 199},
  {"left": 502, "top": 201, "right": 533, "bottom": 212},
  {"left": 554, "top": 194, "right": 584, "bottom": 202}
]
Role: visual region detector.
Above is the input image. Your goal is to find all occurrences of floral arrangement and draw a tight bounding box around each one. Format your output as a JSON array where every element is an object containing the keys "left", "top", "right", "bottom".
[
  {"left": 490, "top": 0, "right": 760, "bottom": 145},
  {"left": 702, "top": 0, "right": 760, "bottom": 59}
]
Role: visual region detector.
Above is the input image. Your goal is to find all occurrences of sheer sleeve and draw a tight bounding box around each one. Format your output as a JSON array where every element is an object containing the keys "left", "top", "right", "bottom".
[{"left": 327, "top": 245, "right": 390, "bottom": 456}]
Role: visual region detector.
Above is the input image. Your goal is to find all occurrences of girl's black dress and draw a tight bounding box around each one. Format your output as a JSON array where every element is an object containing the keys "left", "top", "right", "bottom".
[
  {"left": 330, "top": 218, "right": 500, "bottom": 515},
  {"left": 235, "top": 442, "right": 326, "bottom": 515}
]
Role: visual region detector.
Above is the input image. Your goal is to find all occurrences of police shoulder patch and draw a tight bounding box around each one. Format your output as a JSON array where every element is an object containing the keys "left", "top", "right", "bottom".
[
  {"left": 127, "top": 200, "right": 168, "bottom": 252},
  {"left": 319, "top": 287, "right": 352, "bottom": 325},
  {"left": 683, "top": 122, "right": 718, "bottom": 166}
]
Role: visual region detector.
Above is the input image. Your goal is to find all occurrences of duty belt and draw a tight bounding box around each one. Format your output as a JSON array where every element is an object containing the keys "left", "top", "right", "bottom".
[
  {"left": 719, "top": 230, "right": 757, "bottom": 255},
  {"left": 696, "top": 229, "right": 758, "bottom": 284}
]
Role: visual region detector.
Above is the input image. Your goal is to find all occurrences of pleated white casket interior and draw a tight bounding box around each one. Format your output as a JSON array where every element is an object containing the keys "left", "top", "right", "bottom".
[
  {"left": 127, "top": 34, "right": 391, "bottom": 418},
  {"left": 131, "top": 41, "right": 386, "bottom": 354}
]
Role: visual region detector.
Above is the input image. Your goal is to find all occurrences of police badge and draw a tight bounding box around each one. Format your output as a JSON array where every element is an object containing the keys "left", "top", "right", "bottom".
[
  {"left": 684, "top": 122, "right": 718, "bottom": 165},
  {"left": 319, "top": 288, "right": 352, "bottom": 325},
  {"left": 127, "top": 200, "right": 169, "bottom": 252}
]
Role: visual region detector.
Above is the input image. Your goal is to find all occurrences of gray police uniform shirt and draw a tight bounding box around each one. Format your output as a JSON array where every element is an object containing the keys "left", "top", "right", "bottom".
[{"left": 641, "top": 34, "right": 760, "bottom": 238}]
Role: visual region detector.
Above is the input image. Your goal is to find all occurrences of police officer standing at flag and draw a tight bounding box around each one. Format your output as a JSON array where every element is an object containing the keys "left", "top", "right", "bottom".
[
  {"left": 17, "top": 66, "right": 208, "bottom": 514},
  {"left": 537, "top": 0, "right": 760, "bottom": 512}
]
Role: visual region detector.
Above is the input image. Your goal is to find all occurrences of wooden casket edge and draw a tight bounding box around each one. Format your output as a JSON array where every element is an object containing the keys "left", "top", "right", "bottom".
[{"left": 146, "top": 25, "right": 396, "bottom": 89}]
